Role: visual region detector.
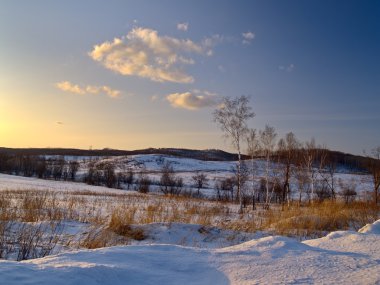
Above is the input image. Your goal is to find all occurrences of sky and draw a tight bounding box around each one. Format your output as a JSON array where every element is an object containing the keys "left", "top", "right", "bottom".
[{"left": 0, "top": 0, "right": 379, "bottom": 155}]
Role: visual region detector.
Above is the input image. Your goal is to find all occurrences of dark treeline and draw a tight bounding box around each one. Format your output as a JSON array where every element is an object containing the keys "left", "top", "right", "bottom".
[
  {"left": 0, "top": 153, "right": 127, "bottom": 189},
  {"left": 0, "top": 147, "right": 371, "bottom": 170},
  {"left": 0, "top": 154, "right": 79, "bottom": 181},
  {"left": 0, "top": 147, "right": 239, "bottom": 161}
]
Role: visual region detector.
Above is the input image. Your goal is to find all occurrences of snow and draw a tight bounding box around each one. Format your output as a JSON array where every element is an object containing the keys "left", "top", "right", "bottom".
[
  {"left": 132, "top": 223, "right": 263, "bottom": 248},
  {"left": 1, "top": 219, "right": 379, "bottom": 285},
  {"left": 0, "top": 245, "right": 227, "bottom": 285},
  {"left": 0, "top": 153, "right": 374, "bottom": 200},
  {"left": 358, "top": 219, "right": 380, "bottom": 234},
  {"left": 0, "top": 173, "right": 127, "bottom": 195},
  {"left": 0, "top": 154, "right": 379, "bottom": 283}
]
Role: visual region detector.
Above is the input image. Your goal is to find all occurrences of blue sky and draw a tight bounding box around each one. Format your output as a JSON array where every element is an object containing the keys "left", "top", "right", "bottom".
[{"left": 0, "top": 0, "right": 379, "bottom": 155}]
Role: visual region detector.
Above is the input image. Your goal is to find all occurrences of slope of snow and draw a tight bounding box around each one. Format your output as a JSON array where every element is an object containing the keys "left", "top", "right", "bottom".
[
  {"left": 1, "top": 219, "right": 379, "bottom": 285},
  {"left": 1, "top": 153, "right": 374, "bottom": 199},
  {"left": 0, "top": 173, "right": 127, "bottom": 194},
  {"left": 358, "top": 219, "right": 380, "bottom": 235},
  {"left": 132, "top": 223, "right": 263, "bottom": 249},
  {"left": 0, "top": 245, "right": 228, "bottom": 285}
]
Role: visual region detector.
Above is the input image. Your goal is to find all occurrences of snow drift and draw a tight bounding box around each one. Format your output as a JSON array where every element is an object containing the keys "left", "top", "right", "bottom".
[{"left": 1, "top": 219, "right": 379, "bottom": 285}]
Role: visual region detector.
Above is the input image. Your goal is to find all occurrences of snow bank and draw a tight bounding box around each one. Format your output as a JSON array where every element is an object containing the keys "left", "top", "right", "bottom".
[
  {"left": 1, "top": 219, "right": 379, "bottom": 285},
  {"left": 133, "top": 223, "right": 262, "bottom": 248},
  {"left": 0, "top": 245, "right": 228, "bottom": 285},
  {"left": 358, "top": 219, "right": 380, "bottom": 234}
]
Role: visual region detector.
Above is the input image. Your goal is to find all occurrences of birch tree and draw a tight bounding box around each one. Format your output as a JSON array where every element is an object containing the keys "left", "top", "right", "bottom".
[
  {"left": 213, "top": 95, "right": 255, "bottom": 213},
  {"left": 246, "top": 128, "right": 259, "bottom": 209},
  {"left": 259, "top": 125, "right": 277, "bottom": 208},
  {"left": 277, "top": 132, "right": 299, "bottom": 207},
  {"left": 302, "top": 138, "right": 317, "bottom": 202}
]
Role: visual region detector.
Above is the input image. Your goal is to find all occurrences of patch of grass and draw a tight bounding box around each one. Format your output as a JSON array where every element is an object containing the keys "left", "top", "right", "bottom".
[
  {"left": 262, "top": 201, "right": 380, "bottom": 238},
  {"left": 108, "top": 209, "right": 145, "bottom": 240}
]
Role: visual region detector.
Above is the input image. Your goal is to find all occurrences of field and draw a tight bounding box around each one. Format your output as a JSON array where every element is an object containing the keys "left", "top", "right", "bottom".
[{"left": 0, "top": 154, "right": 379, "bottom": 284}]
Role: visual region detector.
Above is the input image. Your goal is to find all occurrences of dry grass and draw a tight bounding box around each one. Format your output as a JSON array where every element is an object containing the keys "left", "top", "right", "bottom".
[
  {"left": 108, "top": 208, "right": 145, "bottom": 240},
  {"left": 262, "top": 201, "right": 380, "bottom": 238},
  {"left": 0, "top": 188, "right": 379, "bottom": 258}
]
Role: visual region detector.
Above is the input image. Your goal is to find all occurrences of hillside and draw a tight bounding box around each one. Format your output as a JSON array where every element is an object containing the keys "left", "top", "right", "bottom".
[
  {"left": 0, "top": 146, "right": 370, "bottom": 171},
  {"left": 0, "top": 147, "right": 239, "bottom": 161}
]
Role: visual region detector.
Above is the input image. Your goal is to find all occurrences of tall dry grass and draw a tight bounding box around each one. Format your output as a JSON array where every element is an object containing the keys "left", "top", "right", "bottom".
[
  {"left": 262, "top": 201, "right": 380, "bottom": 238},
  {"left": 0, "top": 188, "right": 379, "bottom": 258}
]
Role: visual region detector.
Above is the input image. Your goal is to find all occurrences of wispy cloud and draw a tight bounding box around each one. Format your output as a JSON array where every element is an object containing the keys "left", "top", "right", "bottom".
[
  {"left": 56, "top": 81, "right": 85, "bottom": 94},
  {"left": 150, "top": 94, "right": 159, "bottom": 101},
  {"left": 177, "top": 22, "right": 189, "bottom": 31},
  {"left": 278, "top": 63, "right": 295, "bottom": 72},
  {"left": 89, "top": 27, "right": 216, "bottom": 84},
  {"left": 242, "top": 31, "right": 255, "bottom": 44},
  {"left": 56, "top": 81, "right": 121, "bottom": 98},
  {"left": 218, "top": 65, "right": 226, "bottom": 73},
  {"left": 166, "top": 90, "right": 218, "bottom": 110}
]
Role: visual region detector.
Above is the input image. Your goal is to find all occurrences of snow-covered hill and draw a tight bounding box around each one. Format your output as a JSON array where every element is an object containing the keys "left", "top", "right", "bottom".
[
  {"left": 1, "top": 152, "right": 375, "bottom": 199},
  {"left": 0, "top": 220, "right": 379, "bottom": 285}
]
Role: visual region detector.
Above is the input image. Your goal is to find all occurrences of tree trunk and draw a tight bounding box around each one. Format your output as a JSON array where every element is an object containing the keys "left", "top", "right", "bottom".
[
  {"left": 237, "top": 148, "right": 243, "bottom": 213},
  {"left": 251, "top": 156, "right": 255, "bottom": 210}
]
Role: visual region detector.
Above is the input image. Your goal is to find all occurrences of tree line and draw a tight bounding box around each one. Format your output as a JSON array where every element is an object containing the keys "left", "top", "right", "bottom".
[
  {"left": 0, "top": 154, "right": 79, "bottom": 181},
  {"left": 213, "top": 95, "right": 380, "bottom": 211}
]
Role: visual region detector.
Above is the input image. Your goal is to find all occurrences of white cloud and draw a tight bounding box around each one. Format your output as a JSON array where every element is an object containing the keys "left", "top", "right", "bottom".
[
  {"left": 166, "top": 90, "right": 218, "bottom": 110},
  {"left": 242, "top": 31, "right": 255, "bottom": 44},
  {"left": 177, "top": 22, "right": 189, "bottom": 31},
  {"left": 56, "top": 81, "right": 121, "bottom": 98},
  {"left": 56, "top": 81, "right": 85, "bottom": 95},
  {"left": 278, "top": 63, "right": 295, "bottom": 72},
  {"left": 89, "top": 27, "right": 215, "bottom": 83},
  {"left": 150, "top": 94, "right": 159, "bottom": 101}
]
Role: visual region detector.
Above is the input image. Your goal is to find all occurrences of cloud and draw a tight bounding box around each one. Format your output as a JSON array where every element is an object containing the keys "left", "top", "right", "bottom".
[
  {"left": 150, "top": 94, "right": 159, "bottom": 101},
  {"left": 56, "top": 121, "right": 64, "bottom": 125},
  {"left": 218, "top": 65, "right": 226, "bottom": 72},
  {"left": 56, "top": 81, "right": 85, "bottom": 95},
  {"left": 242, "top": 31, "right": 255, "bottom": 44},
  {"left": 89, "top": 27, "right": 215, "bottom": 83},
  {"left": 166, "top": 90, "right": 218, "bottom": 110},
  {"left": 56, "top": 81, "right": 121, "bottom": 98},
  {"left": 177, "top": 22, "right": 189, "bottom": 31},
  {"left": 278, "top": 63, "right": 295, "bottom": 72}
]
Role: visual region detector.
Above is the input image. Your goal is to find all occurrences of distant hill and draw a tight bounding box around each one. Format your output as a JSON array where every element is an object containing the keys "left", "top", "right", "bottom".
[
  {"left": 0, "top": 147, "right": 239, "bottom": 161},
  {"left": 0, "top": 147, "right": 371, "bottom": 171}
]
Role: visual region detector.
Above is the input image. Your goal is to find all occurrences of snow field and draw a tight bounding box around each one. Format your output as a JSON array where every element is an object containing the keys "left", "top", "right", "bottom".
[
  {"left": 0, "top": 154, "right": 379, "bottom": 284},
  {"left": 0, "top": 220, "right": 379, "bottom": 285}
]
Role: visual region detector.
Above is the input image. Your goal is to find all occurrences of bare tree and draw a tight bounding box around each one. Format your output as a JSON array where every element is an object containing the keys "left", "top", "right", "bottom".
[
  {"left": 136, "top": 168, "right": 150, "bottom": 194},
  {"left": 277, "top": 132, "right": 299, "bottom": 207},
  {"left": 69, "top": 161, "right": 80, "bottom": 181},
  {"left": 52, "top": 157, "right": 65, "bottom": 181},
  {"left": 318, "top": 146, "right": 336, "bottom": 200},
  {"left": 125, "top": 169, "right": 134, "bottom": 190},
  {"left": 302, "top": 138, "right": 318, "bottom": 202},
  {"left": 246, "top": 129, "right": 259, "bottom": 209},
  {"left": 213, "top": 95, "right": 255, "bottom": 212},
  {"left": 103, "top": 163, "right": 117, "bottom": 188},
  {"left": 159, "top": 162, "right": 183, "bottom": 195},
  {"left": 294, "top": 158, "right": 309, "bottom": 206},
  {"left": 215, "top": 176, "right": 236, "bottom": 201},
  {"left": 191, "top": 172, "right": 208, "bottom": 196},
  {"left": 365, "top": 147, "right": 380, "bottom": 205},
  {"left": 338, "top": 178, "right": 357, "bottom": 204},
  {"left": 259, "top": 125, "right": 277, "bottom": 208}
]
